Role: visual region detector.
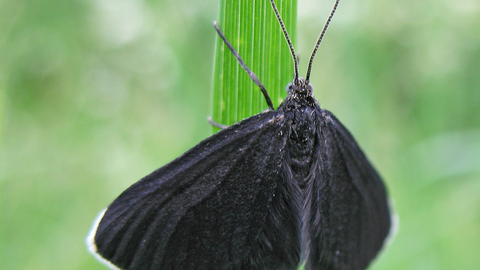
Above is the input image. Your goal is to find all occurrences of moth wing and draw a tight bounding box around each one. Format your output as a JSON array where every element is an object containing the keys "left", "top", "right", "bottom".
[
  {"left": 88, "top": 111, "right": 301, "bottom": 270},
  {"left": 306, "top": 110, "right": 391, "bottom": 270}
]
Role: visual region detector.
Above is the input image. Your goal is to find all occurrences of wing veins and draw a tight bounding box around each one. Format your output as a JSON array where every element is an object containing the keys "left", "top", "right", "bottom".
[
  {"left": 108, "top": 127, "right": 267, "bottom": 266},
  {"left": 138, "top": 128, "right": 270, "bottom": 268}
]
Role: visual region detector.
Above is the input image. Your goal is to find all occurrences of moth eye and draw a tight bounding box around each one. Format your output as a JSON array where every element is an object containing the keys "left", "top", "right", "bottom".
[{"left": 286, "top": 82, "right": 293, "bottom": 93}]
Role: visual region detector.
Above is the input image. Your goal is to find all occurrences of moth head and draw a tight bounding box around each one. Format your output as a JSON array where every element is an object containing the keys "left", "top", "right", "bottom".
[{"left": 286, "top": 77, "right": 313, "bottom": 95}]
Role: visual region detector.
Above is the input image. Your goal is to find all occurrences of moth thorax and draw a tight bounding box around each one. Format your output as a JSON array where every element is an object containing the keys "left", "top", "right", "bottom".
[{"left": 287, "top": 106, "right": 317, "bottom": 187}]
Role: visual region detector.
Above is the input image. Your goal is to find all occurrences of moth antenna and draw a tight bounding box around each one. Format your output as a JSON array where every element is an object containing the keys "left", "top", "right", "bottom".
[
  {"left": 269, "top": 0, "right": 299, "bottom": 85},
  {"left": 305, "top": 0, "right": 340, "bottom": 83},
  {"left": 213, "top": 21, "right": 275, "bottom": 110}
]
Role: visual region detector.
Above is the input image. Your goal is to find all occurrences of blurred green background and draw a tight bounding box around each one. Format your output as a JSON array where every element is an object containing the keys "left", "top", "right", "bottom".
[{"left": 1, "top": 0, "right": 479, "bottom": 269}]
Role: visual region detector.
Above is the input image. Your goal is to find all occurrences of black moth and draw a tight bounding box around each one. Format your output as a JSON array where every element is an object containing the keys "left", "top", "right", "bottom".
[{"left": 87, "top": 0, "right": 392, "bottom": 269}]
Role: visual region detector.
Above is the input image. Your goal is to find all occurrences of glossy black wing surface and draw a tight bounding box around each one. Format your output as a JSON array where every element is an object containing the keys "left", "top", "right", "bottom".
[
  {"left": 305, "top": 109, "right": 391, "bottom": 270},
  {"left": 88, "top": 111, "right": 302, "bottom": 270}
]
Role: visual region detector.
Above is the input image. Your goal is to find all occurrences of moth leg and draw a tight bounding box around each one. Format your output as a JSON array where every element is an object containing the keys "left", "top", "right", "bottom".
[
  {"left": 213, "top": 21, "right": 274, "bottom": 110},
  {"left": 207, "top": 116, "right": 228, "bottom": 130}
]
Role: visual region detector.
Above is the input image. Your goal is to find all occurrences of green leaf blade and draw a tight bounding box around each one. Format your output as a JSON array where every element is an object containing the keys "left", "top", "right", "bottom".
[{"left": 212, "top": 0, "right": 297, "bottom": 130}]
